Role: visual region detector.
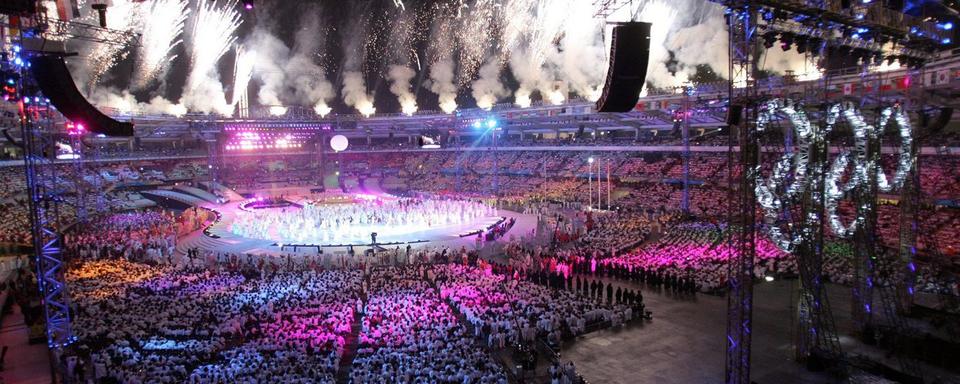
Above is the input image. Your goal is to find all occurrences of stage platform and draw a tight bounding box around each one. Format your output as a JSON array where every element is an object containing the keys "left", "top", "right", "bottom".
[{"left": 175, "top": 192, "right": 539, "bottom": 257}]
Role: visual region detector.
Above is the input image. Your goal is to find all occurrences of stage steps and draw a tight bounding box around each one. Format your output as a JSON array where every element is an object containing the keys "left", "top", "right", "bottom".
[
  {"left": 142, "top": 189, "right": 206, "bottom": 206},
  {"left": 335, "top": 310, "right": 363, "bottom": 384},
  {"left": 201, "top": 181, "right": 244, "bottom": 202},
  {"left": 175, "top": 232, "right": 233, "bottom": 256},
  {"left": 173, "top": 185, "right": 222, "bottom": 204}
]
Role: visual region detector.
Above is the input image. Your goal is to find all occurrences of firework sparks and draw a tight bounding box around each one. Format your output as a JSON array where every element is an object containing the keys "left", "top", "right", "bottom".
[
  {"left": 342, "top": 71, "right": 376, "bottom": 117},
  {"left": 182, "top": 0, "right": 242, "bottom": 115},
  {"left": 232, "top": 46, "right": 256, "bottom": 107},
  {"left": 133, "top": 0, "right": 189, "bottom": 89},
  {"left": 84, "top": 0, "right": 142, "bottom": 87},
  {"left": 456, "top": 0, "right": 498, "bottom": 88}
]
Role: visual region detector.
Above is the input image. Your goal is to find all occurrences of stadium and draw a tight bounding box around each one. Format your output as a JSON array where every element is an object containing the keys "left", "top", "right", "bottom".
[{"left": 0, "top": 0, "right": 958, "bottom": 383}]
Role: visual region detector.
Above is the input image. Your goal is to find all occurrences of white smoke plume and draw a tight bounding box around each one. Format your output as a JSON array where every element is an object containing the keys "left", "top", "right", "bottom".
[
  {"left": 471, "top": 60, "right": 509, "bottom": 110},
  {"left": 242, "top": 8, "right": 335, "bottom": 116},
  {"left": 90, "top": 88, "right": 187, "bottom": 117},
  {"left": 245, "top": 29, "right": 288, "bottom": 107},
  {"left": 388, "top": 65, "right": 418, "bottom": 116},
  {"left": 554, "top": 1, "right": 606, "bottom": 101},
  {"left": 133, "top": 0, "right": 189, "bottom": 90},
  {"left": 509, "top": 48, "right": 559, "bottom": 107},
  {"left": 286, "top": 54, "right": 336, "bottom": 116},
  {"left": 429, "top": 60, "right": 458, "bottom": 114},
  {"left": 634, "top": 0, "right": 683, "bottom": 88},
  {"left": 668, "top": 11, "right": 728, "bottom": 81},
  {"left": 287, "top": 9, "right": 335, "bottom": 116},
  {"left": 342, "top": 71, "right": 375, "bottom": 117},
  {"left": 425, "top": 4, "right": 459, "bottom": 114}
]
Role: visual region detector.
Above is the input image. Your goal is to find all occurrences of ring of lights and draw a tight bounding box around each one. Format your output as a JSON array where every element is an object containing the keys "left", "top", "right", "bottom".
[
  {"left": 755, "top": 98, "right": 817, "bottom": 252},
  {"left": 755, "top": 99, "right": 914, "bottom": 250},
  {"left": 825, "top": 102, "right": 914, "bottom": 238}
]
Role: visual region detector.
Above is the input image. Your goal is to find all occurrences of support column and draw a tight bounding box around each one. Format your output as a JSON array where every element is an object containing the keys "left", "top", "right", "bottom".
[
  {"left": 21, "top": 96, "right": 75, "bottom": 349},
  {"left": 724, "top": 6, "right": 758, "bottom": 384},
  {"left": 681, "top": 86, "right": 692, "bottom": 214}
]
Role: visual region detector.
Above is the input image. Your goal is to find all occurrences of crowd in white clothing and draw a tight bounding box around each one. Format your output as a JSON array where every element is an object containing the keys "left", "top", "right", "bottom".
[
  {"left": 67, "top": 260, "right": 363, "bottom": 383},
  {"left": 230, "top": 197, "right": 496, "bottom": 244},
  {"left": 350, "top": 266, "right": 506, "bottom": 384}
]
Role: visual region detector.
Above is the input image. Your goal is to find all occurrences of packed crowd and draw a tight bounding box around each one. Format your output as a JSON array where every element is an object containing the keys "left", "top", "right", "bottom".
[
  {"left": 63, "top": 250, "right": 646, "bottom": 384},
  {"left": 66, "top": 260, "right": 363, "bottom": 383},
  {"left": 350, "top": 266, "right": 506, "bottom": 383},
  {"left": 65, "top": 211, "right": 182, "bottom": 264}
]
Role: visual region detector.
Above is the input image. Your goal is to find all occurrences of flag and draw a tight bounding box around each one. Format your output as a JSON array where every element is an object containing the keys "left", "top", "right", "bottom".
[
  {"left": 937, "top": 70, "right": 950, "bottom": 85},
  {"left": 842, "top": 83, "right": 854, "bottom": 95},
  {"left": 56, "top": 0, "right": 80, "bottom": 20}
]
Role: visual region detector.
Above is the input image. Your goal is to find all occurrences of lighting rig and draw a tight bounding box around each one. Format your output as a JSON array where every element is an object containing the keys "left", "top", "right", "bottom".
[
  {"left": 752, "top": 0, "right": 947, "bottom": 68},
  {"left": 711, "top": 1, "right": 945, "bottom": 383},
  {"left": 0, "top": 1, "right": 139, "bottom": 350}
]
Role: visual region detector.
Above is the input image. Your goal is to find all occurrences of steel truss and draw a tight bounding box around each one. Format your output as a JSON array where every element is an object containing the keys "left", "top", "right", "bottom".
[
  {"left": 851, "top": 106, "right": 881, "bottom": 335},
  {"left": 794, "top": 99, "right": 842, "bottom": 364},
  {"left": 316, "top": 131, "right": 327, "bottom": 187},
  {"left": 68, "top": 133, "right": 105, "bottom": 224},
  {"left": 724, "top": 5, "right": 759, "bottom": 384},
  {"left": 205, "top": 130, "right": 225, "bottom": 185},
  {"left": 20, "top": 101, "right": 76, "bottom": 349},
  {"left": 680, "top": 87, "right": 692, "bottom": 214}
]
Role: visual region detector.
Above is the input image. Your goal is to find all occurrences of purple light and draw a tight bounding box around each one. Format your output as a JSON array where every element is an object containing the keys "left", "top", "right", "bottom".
[{"left": 244, "top": 2, "right": 253, "bottom": 10}]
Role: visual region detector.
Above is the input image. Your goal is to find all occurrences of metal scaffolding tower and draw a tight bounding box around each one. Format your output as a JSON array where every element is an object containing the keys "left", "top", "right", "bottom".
[
  {"left": 680, "top": 86, "right": 692, "bottom": 214},
  {"left": 206, "top": 130, "right": 225, "bottom": 185},
  {"left": 20, "top": 98, "right": 76, "bottom": 349},
  {"left": 723, "top": 5, "right": 759, "bottom": 384}
]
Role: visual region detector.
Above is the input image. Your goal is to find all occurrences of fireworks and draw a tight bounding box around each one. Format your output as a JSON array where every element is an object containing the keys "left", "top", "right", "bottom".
[
  {"left": 188, "top": 0, "right": 241, "bottom": 80},
  {"left": 314, "top": 103, "right": 332, "bottom": 118},
  {"left": 76, "top": 0, "right": 818, "bottom": 116},
  {"left": 232, "top": 46, "right": 256, "bottom": 107},
  {"left": 426, "top": 3, "right": 459, "bottom": 114},
  {"left": 182, "top": 0, "right": 242, "bottom": 115},
  {"left": 342, "top": 71, "right": 376, "bottom": 117},
  {"left": 84, "top": 0, "right": 142, "bottom": 87},
  {"left": 133, "top": 0, "right": 189, "bottom": 89},
  {"left": 457, "top": 0, "right": 499, "bottom": 88},
  {"left": 388, "top": 65, "right": 418, "bottom": 116}
]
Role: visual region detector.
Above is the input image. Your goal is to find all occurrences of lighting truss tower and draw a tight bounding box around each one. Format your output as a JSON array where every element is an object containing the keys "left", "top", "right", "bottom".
[
  {"left": 851, "top": 106, "right": 881, "bottom": 336},
  {"left": 69, "top": 132, "right": 88, "bottom": 224},
  {"left": 206, "top": 130, "right": 225, "bottom": 184},
  {"left": 316, "top": 131, "right": 327, "bottom": 187},
  {"left": 794, "top": 99, "right": 842, "bottom": 364},
  {"left": 20, "top": 95, "right": 76, "bottom": 349},
  {"left": 680, "top": 86, "right": 692, "bottom": 214},
  {"left": 723, "top": 5, "right": 759, "bottom": 384},
  {"left": 896, "top": 66, "right": 927, "bottom": 312},
  {"left": 592, "top": 0, "right": 633, "bottom": 18}
]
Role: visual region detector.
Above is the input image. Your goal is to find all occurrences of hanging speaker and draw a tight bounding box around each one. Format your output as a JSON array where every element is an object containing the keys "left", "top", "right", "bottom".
[
  {"left": 929, "top": 107, "right": 954, "bottom": 133},
  {"left": 727, "top": 105, "right": 744, "bottom": 126},
  {"left": 30, "top": 56, "right": 134, "bottom": 137},
  {"left": 0, "top": 0, "right": 36, "bottom": 15},
  {"left": 596, "top": 22, "right": 651, "bottom": 113}
]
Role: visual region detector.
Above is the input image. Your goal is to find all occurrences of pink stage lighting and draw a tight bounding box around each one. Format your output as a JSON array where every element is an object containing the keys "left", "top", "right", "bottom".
[{"left": 66, "top": 121, "right": 86, "bottom": 136}]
